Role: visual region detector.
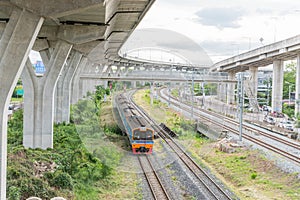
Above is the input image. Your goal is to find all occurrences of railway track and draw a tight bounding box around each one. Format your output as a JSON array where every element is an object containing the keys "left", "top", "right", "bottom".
[
  {"left": 138, "top": 155, "right": 170, "bottom": 200},
  {"left": 128, "top": 91, "right": 233, "bottom": 200},
  {"left": 159, "top": 88, "right": 300, "bottom": 165}
]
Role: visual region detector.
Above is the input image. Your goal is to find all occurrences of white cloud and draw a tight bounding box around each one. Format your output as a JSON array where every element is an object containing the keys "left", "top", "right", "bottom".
[
  {"left": 194, "top": 7, "right": 245, "bottom": 29},
  {"left": 136, "top": 0, "right": 300, "bottom": 62}
]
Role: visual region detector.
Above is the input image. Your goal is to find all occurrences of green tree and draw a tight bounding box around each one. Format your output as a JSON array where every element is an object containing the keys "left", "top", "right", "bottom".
[
  {"left": 283, "top": 62, "right": 296, "bottom": 99},
  {"left": 94, "top": 85, "right": 110, "bottom": 111}
]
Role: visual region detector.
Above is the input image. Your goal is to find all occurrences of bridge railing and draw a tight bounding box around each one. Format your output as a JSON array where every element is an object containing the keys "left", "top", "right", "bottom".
[{"left": 81, "top": 70, "right": 231, "bottom": 81}]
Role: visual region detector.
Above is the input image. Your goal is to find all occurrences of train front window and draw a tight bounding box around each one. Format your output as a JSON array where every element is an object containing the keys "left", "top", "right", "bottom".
[{"left": 133, "top": 130, "right": 153, "bottom": 140}]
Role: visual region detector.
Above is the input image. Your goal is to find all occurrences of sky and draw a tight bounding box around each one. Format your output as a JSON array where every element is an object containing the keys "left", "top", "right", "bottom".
[
  {"left": 135, "top": 0, "right": 300, "bottom": 63},
  {"left": 30, "top": 0, "right": 300, "bottom": 64}
]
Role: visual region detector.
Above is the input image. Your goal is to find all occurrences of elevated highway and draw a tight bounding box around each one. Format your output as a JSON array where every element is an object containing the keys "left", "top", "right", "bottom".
[
  {"left": 80, "top": 70, "right": 235, "bottom": 83},
  {"left": 0, "top": 1, "right": 155, "bottom": 198},
  {"left": 210, "top": 34, "right": 300, "bottom": 73},
  {"left": 209, "top": 35, "right": 300, "bottom": 115}
]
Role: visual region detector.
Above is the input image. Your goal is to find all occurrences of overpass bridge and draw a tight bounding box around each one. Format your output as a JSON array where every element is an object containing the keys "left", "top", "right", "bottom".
[
  {"left": 209, "top": 35, "right": 300, "bottom": 115},
  {"left": 0, "top": 0, "right": 155, "bottom": 198},
  {"left": 80, "top": 70, "right": 234, "bottom": 83}
]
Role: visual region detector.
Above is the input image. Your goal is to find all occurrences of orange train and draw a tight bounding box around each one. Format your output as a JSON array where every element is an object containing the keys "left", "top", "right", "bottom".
[{"left": 115, "top": 94, "right": 154, "bottom": 154}]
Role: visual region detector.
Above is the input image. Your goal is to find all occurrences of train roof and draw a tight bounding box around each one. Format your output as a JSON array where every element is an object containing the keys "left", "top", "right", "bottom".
[{"left": 116, "top": 94, "right": 152, "bottom": 129}]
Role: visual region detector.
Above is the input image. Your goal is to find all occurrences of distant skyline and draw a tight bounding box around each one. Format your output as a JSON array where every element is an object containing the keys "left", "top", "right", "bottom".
[{"left": 136, "top": 0, "right": 300, "bottom": 62}]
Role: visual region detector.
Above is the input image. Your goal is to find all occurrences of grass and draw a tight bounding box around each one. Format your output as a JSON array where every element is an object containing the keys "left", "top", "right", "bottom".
[
  {"left": 171, "top": 88, "right": 179, "bottom": 98},
  {"left": 7, "top": 97, "right": 140, "bottom": 199},
  {"left": 10, "top": 97, "right": 23, "bottom": 103},
  {"left": 77, "top": 100, "right": 140, "bottom": 200},
  {"left": 133, "top": 89, "right": 300, "bottom": 200}
]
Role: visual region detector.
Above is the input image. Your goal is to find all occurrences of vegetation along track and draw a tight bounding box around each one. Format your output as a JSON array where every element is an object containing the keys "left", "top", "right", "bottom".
[
  {"left": 138, "top": 155, "right": 170, "bottom": 200},
  {"left": 128, "top": 90, "right": 233, "bottom": 200},
  {"left": 159, "top": 88, "right": 300, "bottom": 165}
]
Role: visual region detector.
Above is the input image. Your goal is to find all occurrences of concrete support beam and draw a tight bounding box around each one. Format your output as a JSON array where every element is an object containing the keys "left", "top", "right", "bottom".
[
  {"left": 217, "top": 83, "right": 226, "bottom": 102},
  {"left": 39, "top": 49, "right": 51, "bottom": 67},
  {"left": 248, "top": 66, "right": 259, "bottom": 111},
  {"left": 132, "top": 81, "right": 137, "bottom": 88},
  {"left": 296, "top": 54, "right": 300, "bottom": 116},
  {"left": 227, "top": 72, "right": 236, "bottom": 104},
  {"left": 57, "top": 25, "right": 106, "bottom": 44},
  {"left": 55, "top": 51, "right": 82, "bottom": 123},
  {"left": 11, "top": 0, "right": 104, "bottom": 18},
  {"left": 22, "top": 40, "right": 72, "bottom": 149},
  {"left": 103, "top": 80, "right": 108, "bottom": 89},
  {"left": 0, "top": 8, "right": 43, "bottom": 199},
  {"left": 81, "top": 78, "right": 98, "bottom": 96},
  {"left": 272, "top": 60, "right": 284, "bottom": 113},
  {"left": 217, "top": 83, "right": 221, "bottom": 100},
  {"left": 79, "top": 62, "right": 94, "bottom": 97},
  {"left": 71, "top": 57, "right": 88, "bottom": 104},
  {"left": 116, "top": 65, "right": 121, "bottom": 76}
]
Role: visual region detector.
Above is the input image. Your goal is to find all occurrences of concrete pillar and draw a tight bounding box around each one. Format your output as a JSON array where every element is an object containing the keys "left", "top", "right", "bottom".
[
  {"left": 218, "top": 83, "right": 226, "bottom": 102},
  {"left": 81, "top": 78, "right": 97, "bottom": 97},
  {"left": 106, "top": 65, "right": 112, "bottom": 75},
  {"left": 272, "top": 60, "right": 284, "bottom": 113},
  {"left": 103, "top": 81, "right": 108, "bottom": 89},
  {"left": 249, "top": 66, "right": 258, "bottom": 111},
  {"left": 116, "top": 65, "right": 121, "bottom": 76},
  {"left": 123, "top": 66, "right": 129, "bottom": 75},
  {"left": 132, "top": 81, "right": 137, "bottom": 88},
  {"left": 0, "top": 9, "right": 43, "bottom": 199},
  {"left": 79, "top": 62, "right": 93, "bottom": 98},
  {"left": 22, "top": 40, "right": 72, "bottom": 149},
  {"left": 222, "top": 83, "right": 227, "bottom": 102},
  {"left": 217, "top": 83, "right": 221, "bottom": 100},
  {"left": 79, "top": 79, "right": 84, "bottom": 98},
  {"left": 295, "top": 54, "right": 300, "bottom": 116},
  {"left": 227, "top": 72, "right": 236, "bottom": 104},
  {"left": 71, "top": 57, "right": 87, "bottom": 104},
  {"left": 55, "top": 51, "right": 82, "bottom": 123}
]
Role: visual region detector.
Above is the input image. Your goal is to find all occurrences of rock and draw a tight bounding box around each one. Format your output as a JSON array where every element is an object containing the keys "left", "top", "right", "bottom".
[{"left": 26, "top": 197, "right": 42, "bottom": 200}]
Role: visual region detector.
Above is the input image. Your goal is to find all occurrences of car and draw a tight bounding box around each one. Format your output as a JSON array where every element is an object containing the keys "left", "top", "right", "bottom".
[
  {"left": 278, "top": 121, "right": 294, "bottom": 131},
  {"left": 261, "top": 105, "right": 272, "bottom": 112},
  {"left": 263, "top": 116, "right": 275, "bottom": 125},
  {"left": 269, "top": 111, "right": 284, "bottom": 118}
]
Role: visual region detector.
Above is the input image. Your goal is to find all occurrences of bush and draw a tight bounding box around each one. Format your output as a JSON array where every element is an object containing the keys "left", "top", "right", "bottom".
[
  {"left": 251, "top": 173, "right": 257, "bottom": 179},
  {"left": 7, "top": 186, "right": 21, "bottom": 200},
  {"left": 51, "top": 171, "right": 74, "bottom": 190}
]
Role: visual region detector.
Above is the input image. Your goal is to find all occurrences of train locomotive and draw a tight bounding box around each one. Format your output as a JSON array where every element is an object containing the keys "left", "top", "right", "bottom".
[{"left": 115, "top": 94, "right": 154, "bottom": 154}]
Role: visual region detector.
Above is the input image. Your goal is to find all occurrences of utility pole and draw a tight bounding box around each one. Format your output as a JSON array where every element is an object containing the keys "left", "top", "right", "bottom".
[
  {"left": 168, "top": 84, "right": 171, "bottom": 106},
  {"left": 191, "top": 68, "right": 194, "bottom": 119},
  {"left": 238, "top": 72, "right": 244, "bottom": 141},
  {"left": 266, "top": 77, "right": 270, "bottom": 106},
  {"left": 201, "top": 82, "right": 205, "bottom": 107}
]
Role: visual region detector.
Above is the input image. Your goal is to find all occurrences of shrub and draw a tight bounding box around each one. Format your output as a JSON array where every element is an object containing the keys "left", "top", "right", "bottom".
[
  {"left": 51, "top": 171, "right": 74, "bottom": 190},
  {"left": 7, "top": 186, "right": 21, "bottom": 200},
  {"left": 251, "top": 173, "right": 257, "bottom": 179}
]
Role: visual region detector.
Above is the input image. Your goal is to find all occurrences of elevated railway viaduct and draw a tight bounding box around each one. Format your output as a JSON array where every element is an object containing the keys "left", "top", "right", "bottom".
[{"left": 0, "top": 0, "right": 155, "bottom": 198}]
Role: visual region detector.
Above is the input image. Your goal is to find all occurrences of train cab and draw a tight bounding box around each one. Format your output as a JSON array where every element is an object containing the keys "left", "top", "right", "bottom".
[{"left": 131, "top": 127, "right": 154, "bottom": 154}]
